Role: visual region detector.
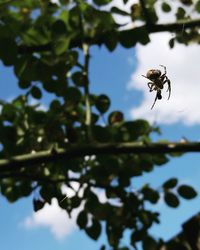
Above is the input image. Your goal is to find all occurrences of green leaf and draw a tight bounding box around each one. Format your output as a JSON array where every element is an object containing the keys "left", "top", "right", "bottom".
[
  {"left": 163, "top": 178, "right": 178, "bottom": 189},
  {"left": 111, "top": 7, "right": 130, "bottom": 16},
  {"left": 161, "top": 2, "right": 171, "bottom": 12},
  {"left": 77, "top": 210, "right": 88, "bottom": 229},
  {"left": 2, "top": 104, "right": 16, "bottom": 122},
  {"left": 177, "top": 185, "right": 197, "bottom": 199},
  {"left": 0, "top": 38, "right": 17, "bottom": 66},
  {"left": 180, "top": 0, "right": 193, "bottom": 5},
  {"left": 176, "top": 7, "right": 186, "bottom": 19},
  {"left": 95, "top": 94, "right": 110, "bottom": 114},
  {"left": 122, "top": 120, "right": 151, "bottom": 141},
  {"left": 31, "top": 86, "right": 42, "bottom": 99},
  {"left": 86, "top": 218, "right": 101, "bottom": 240},
  {"left": 72, "top": 71, "right": 87, "bottom": 87},
  {"left": 164, "top": 192, "right": 180, "bottom": 208},
  {"left": 64, "top": 87, "right": 82, "bottom": 105},
  {"left": 195, "top": 0, "right": 200, "bottom": 12},
  {"left": 53, "top": 37, "right": 70, "bottom": 55},
  {"left": 51, "top": 20, "right": 67, "bottom": 37},
  {"left": 120, "top": 27, "right": 150, "bottom": 48},
  {"left": 108, "top": 111, "right": 124, "bottom": 125},
  {"left": 93, "top": 0, "right": 112, "bottom": 6}
]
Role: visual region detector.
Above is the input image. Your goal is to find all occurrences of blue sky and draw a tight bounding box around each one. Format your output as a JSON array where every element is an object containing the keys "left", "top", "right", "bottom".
[{"left": 1, "top": 1, "right": 200, "bottom": 250}]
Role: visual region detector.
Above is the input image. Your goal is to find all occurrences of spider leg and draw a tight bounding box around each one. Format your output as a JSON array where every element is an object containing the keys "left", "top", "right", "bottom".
[
  {"left": 148, "top": 82, "right": 155, "bottom": 92},
  {"left": 151, "top": 93, "right": 158, "bottom": 109},
  {"left": 163, "top": 78, "right": 171, "bottom": 100},
  {"left": 151, "top": 90, "right": 162, "bottom": 109},
  {"left": 142, "top": 75, "right": 149, "bottom": 80},
  {"left": 160, "top": 64, "right": 167, "bottom": 74}
]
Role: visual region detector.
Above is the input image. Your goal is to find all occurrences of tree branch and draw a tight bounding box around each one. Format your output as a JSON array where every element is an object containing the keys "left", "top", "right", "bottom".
[
  {"left": 17, "top": 18, "right": 200, "bottom": 54},
  {"left": 0, "top": 142, "right": 200, "bottom": 173}
]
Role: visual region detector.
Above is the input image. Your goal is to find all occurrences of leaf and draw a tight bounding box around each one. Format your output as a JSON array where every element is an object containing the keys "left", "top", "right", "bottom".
[
  {"left": 18, "top": 80, "right": 31, "bottom": 89},
  {"left": 163, "top": 178, "right": 178, "bottom": 189},
  {"left": 72, "top": 71, "right": 87, "bottom": 87},
  {"left": 142, "top": 236, "right": 158, "bottom": 250},
  {"left": 122, "top": 120, "right": 151, "bottom": 141},
  {"left": 77, "top": 210, "right": 88, "bottom": 229},
  {"left": 131, "top": 229, "right": 147, "bottom": 243},
  {"left": 103, "top": 30, "right": 118, "bottom": 52},
  {"left": 130, "top": 4, "right": 141, "bottom": 21},
  {"left": 178, "top": 185, "right": 197, "bottom": 199},
  {"left": 31, "top": 86, "right": 42, "bottom": 99},
  {"left": 64, "top": 87, "right": 82, "bottom": 105},
  {"left": 111, "top": 7, "right": 130, "bottom": 16},
  {"left": 196, "top": 0, "right": 200, "bottom": 12},
  {"left": 176, "top": 7, "right": 186, "bottom": 20},
  {"left": 85, "top": 218, "right": 101, "bottom": 240},
  {"left": 120, "top": 27, "right": 150, "bottom": 48},
  {"left": 161, "top": 2, "right": 171, "bottom": 12},
  {"left": 164, "top": 192, "right": 180, "bottom": 208},
  {"left": 2, "top": 104, "right": 16, "bottom": 122},
  {"left": 181, "top": 0, "right": 193, "bottom": 5},
  {"left": 53, "top": 37, "right": 70, "bottom": 55},
  {"left": 108, "top": 111, "right": 124, "bottom": 125},
  {"left": 153, "top": 154, "right": 169, "bottom": 166},
  {"left": 169, "top": 38, "right": 175, "bottom": 48},
  {"left": 92, "top": 125, "right": 112, "bottom": 142},
  {"left": 0, "top": 38, "right": 17, "bottom": 65},
  {"left": 142, "top": 186, "right": 160, "bottom": 204},
  {"left": 33, "top": 199, "right": 45, "bottom": 212},
  {"left": 51, "top": 20, "right": 67, "bottom": 37},
  {"left": 93, "top": 0, "right": 112, "bottom": 6},
  {"left": 95, "top": 94, "right": 110, "bottom": 114}
]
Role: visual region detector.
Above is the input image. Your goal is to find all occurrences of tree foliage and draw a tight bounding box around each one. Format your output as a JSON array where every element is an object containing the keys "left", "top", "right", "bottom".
[{"left": 0, "top": 0, "right": 199, "bottom": 249}]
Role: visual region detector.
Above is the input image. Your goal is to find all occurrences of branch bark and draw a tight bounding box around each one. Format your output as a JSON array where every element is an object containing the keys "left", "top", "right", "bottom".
[{"left": 0, "top": 142, "right": 200, "bottom": 173}]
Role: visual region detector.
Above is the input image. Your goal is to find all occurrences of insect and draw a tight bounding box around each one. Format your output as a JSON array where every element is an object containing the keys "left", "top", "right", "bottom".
[{"left": 142, "top": 65, "right": 171, "bottom": 109}]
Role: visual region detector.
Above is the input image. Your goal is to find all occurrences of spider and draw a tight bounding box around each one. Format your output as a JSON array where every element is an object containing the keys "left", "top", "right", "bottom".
[{"left": 142, "top": 65, "right": 171, "bottom": 109}]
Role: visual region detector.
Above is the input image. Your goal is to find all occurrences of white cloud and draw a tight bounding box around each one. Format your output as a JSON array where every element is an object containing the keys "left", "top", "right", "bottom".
[
  {"left": 23, "top": 183, "right": 81, "bottom": 240},
  {"left": 23, "top": 198, "right": 78, "bottom": 240},
  {"left": 22, "top": 182, "right": 108, "bottom": 240},
  {"left": 128, "top": 32, "right": 200, "bottom": 125}
]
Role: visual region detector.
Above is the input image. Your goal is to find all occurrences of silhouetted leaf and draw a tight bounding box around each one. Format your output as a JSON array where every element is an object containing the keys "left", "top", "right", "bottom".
[
  {"left": 178, "top": 185, "right": 197, "bottom": 199},
  {"left": 161, "top": 2, "right": 171, "bottom": 12},
  {"left": 77, "top": 210, "right": 88, "bottom": 229},
  {"left": 163, "top": 178, "right": 178, "bottom": 189},
  {"left": 164, "top": 192, "right": 180, "bottom": 208},
  {"left": 86, "top": 218, "right": 101, "bottom": 240},
  {"left": 95, "top": 94, "right": 110, "bottom": 114},
  {"left": 31, "top": 86, "right": 42, "bottom": 99}
]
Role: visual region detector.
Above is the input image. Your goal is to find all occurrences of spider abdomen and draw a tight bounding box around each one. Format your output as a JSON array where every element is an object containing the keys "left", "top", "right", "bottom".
[{"left": 146, "top": 69, "right": 161, "bottom": 80}]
